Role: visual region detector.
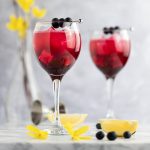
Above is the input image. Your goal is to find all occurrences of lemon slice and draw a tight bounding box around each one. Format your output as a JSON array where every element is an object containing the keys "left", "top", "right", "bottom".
[
  {"left": 47, "top": 114, "right": 88, "bottom": 127},
  {"left": 100, "top": 119, "right": 138, "bottom": 136}
]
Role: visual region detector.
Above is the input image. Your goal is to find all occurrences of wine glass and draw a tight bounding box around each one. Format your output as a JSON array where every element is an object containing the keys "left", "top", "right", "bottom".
[
  {"left": 33, "top": 18, "right": 82, "bottom": 135},
  {"left": 89, "top": 26, "right": 131, "bottom": 118}
]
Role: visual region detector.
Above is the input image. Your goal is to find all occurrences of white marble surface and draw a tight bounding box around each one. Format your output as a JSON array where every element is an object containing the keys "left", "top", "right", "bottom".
[{"left": 0, "top": 124, "right": 150, "bottom": 150}]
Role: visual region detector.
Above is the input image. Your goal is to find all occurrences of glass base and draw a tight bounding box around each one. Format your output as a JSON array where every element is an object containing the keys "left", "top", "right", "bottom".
[{"left": 45, "top": 124, "right": 68, "bottom": 135}]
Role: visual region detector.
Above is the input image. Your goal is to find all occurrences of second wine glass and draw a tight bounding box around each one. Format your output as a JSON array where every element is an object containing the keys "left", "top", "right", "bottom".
[{"left": 89, "top": 26, "right": 131, "bottom": 118}]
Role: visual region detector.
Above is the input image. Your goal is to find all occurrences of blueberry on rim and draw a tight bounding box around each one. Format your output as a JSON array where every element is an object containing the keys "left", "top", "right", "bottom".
[
  {"left": 59, "top": 18, "right": 65, "bottom": 27},
  {"left": 64, "top": 17, "right": 72, "bottom": 26},
  {"left": 103, "top": 26, "right": 121, "bottom": 34},
  {"left": 52, "top": 18, "right": 59, "bottom": 28},
  {"left": 103, "top": 27, "right": 109, "bottom": 34},
  {"left": 114, "top": 26, "right": 120, "bottom": 30},
  {"left": 52, "top": 17, "right": 79, "bottom": 28},
  {"left": 65, "top": 17, "right": 72, "bottom": 22},
  {"left": 109, "top": 27, "right": 114, "bottom": 34}
]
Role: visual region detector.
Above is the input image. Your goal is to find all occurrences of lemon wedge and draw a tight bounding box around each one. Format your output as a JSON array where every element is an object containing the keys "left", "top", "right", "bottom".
[
  {"left": 100, "top": 119, "right": 138, "bottom": 136},
  {"left": 47, "top": 114, "right": 88, "bottom": 127}
]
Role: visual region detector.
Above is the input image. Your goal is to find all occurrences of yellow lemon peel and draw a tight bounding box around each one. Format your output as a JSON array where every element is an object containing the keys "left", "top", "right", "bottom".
[
  {"left": 47, "top": 114, "right": 88, "bottom": 127},
  {"left": 100, "top": 119, "right": 138, "bottom": 137},
  {"left": 26, "top": 125, "right": 48, "bottom": 140}
]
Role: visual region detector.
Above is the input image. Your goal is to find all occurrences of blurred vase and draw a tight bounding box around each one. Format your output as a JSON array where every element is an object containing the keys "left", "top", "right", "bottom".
[{"left": 4, "top": 29, "right": 41, "bottom": 125}]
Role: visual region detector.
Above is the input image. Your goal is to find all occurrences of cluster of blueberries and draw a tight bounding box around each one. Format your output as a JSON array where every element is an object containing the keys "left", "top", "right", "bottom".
[
  {"left": 95, "top": 123, "right": 132, "bottom": 141},
  {"left": 103, "top": 26, "right": 120, "bottom": 34},
  {"left": 52, "top": 17, "right": 72, "bottom": 28}
]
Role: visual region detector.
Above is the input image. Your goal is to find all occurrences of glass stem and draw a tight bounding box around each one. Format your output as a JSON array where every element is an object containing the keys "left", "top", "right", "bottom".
[
  {"left": 106, "top": 78, "right": 115, "bottom": 118},
  {"left": 53, "top": 79, "right": 61, "bottom": 126}
]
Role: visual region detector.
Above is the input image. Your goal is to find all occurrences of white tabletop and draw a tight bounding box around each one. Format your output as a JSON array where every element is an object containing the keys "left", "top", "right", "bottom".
[{"left": 0, "top": 123, "right": 150, "bottom": 150}]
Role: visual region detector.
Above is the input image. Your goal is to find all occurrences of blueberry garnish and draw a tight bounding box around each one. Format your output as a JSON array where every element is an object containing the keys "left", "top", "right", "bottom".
[
  {"left": 103, "top": 26, "right": 120, "bottom": 34},
  {"left": 109, "top": 27, "right": 114, "bottom": 31},
  {"left": 96, "top": 131, "right": 105, "bottom": 140},
  {"left": 107, "top": 132, "right": 117, "bottom": 141},
  {"left": 114, "top": 26, "right": 120, "bottom": 30},
  {"left": 52, "top": 17, "right": 75, "bottom": 28},
  {"left": 123, "top": 131, "right": 131, "bottom": 139},
  {"left": 103, "top": 27, "right": 109, "bottom": 34},
  {"left": 59, "top": 18, "right": 65, "bottom": 27},
  {"left": 64, "top": 17, "right": 72, "bottom": 27},
  {"left": 65, "top": 17, "right": 72, "bottom": 22},
  {"left": 96, "top": 123, "right": 101, "bottom": 129},
  {"left": 52, "top": 18, "right": 59, "bottom": 28},
  {"left": 109, "top": 27, "right": 114, "bottom": 34}
]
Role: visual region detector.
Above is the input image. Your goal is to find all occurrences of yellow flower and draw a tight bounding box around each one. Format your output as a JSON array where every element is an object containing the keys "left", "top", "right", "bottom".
[
  {"left": 26, "top": 125, "right": 48, "bottom": 140},
  {"left": 17, "top": 16, "right": 28, "bottom": 39},
  {"left": 6, "top": 15, "right": 18, "bottom": 31},
  {"left": 32, "top": 6, "right": 46, "bottom": 19},
  {"left": 6, "top": 15, "right": 28, "bottom": 39},
  {"left": 64, "top": 124, "right": 92, "bottom": 141},
  {"left": 16, "top": 0, "right": 34, "bottom": 13}
]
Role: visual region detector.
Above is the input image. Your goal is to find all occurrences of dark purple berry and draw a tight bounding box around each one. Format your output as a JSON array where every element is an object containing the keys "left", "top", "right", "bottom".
[
  {"left": 96, "top": 131, "right": 105, "bottom": 140},
  {"left": 59, "top": 18, "right": 65, "bottom": 27},
  {"left": 65, "top": 17, "right": 72, "bottom": 22},
  {"left": 103, "top": 27, "right": 109, "bottom": 34},
  {"left": 114, "top": 26, "right": 120, "bottom": 30},
  {"left": 96, "top": 123, "right": 101, "bottom": 129},
  {"left": 123, "top": 131, "right": 131, "bottom": 139},
  {"left": 107, "top": 132, "right": 117, "bottom": 141},
  {"left": 64, "top": 17, "right": 72, "bottom": 27},
  {"left": 109, "top": 27, "right": 114, "bottom": 34},
  {"left": 103, "top": 27, "right": 107, "bottom": 31},
  {"left": 52, "top": 18, "right": 59, "bottom": 28}
]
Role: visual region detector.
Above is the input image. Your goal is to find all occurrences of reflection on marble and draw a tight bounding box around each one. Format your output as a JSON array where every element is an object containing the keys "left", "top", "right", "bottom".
[{"left": 0, "top": 124, "right": 150, "bottom": 150}]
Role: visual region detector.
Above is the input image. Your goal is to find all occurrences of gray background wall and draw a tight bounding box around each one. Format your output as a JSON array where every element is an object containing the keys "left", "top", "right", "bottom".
[{"left": 1, "top": 0, "right": 150, "bottom": 124}]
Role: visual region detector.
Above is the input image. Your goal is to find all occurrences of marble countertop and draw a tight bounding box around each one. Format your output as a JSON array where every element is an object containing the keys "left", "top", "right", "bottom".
[{"left": 0, "top": 123, "right": 150, "bottom": 150}]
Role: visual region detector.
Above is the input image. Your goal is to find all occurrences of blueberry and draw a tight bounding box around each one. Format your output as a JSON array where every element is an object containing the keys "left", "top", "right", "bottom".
[
  {"left": 114, "top": 26, "right": 120, "bottom": 30},
  {"left": 96, "top": 131, "right": 105, "bottom": 140},
  {"left": 123, "top": 131, "right": 131, "bottom": 139},
  {"left": 64, "top": 17, "right": 72, "bottom": 27},
  {"left": 103, "top": 27, "right": 107, "bottom": 31},
  {"left": 52, "top": 18, "right": 59, "bottom": 28},
  {"left": 65, "top": 17, "right": 72, "bottom": 22},
  {"left": 96, "top": 123, "right": 101, "bottom": 129},
  {"left": 109, "top": 27, "right": 114, "bottom": 31},
  {"left": 103, "top": 27, "right": 109, "bottom": 34},
  {"left": 59, "top": 18, "right": 65, "bottom": 27},
  {"left": 109, "top": 27, "right": 114, "bottom": 34},
  {"left": 107, "top": 132, "right": 117, "bottom": 141}
]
